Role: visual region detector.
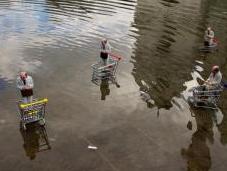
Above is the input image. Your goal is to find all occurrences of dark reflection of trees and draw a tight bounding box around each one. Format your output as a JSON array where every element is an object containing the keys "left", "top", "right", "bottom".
[
  {"left": 132, "top": 0, "right": 189, "bottom": 110},
  {"left": 0, "top": 1, "right": 10, "bottom": 9},
  {"left": 133, "top": 0, "right": 227, "bottom": 110},
  {"left": 46, "top": 0, "right": 60, "bottom": 8},
  {"left": 217, "top": 112, "right": 227, "bottom": 145},
  {"left": 217, "top": 80, "right": 227, "bottom": 144},
  {"left": 45, "top": 0, "right": 116, "bottom": 17},
  {"left": 160, "top": 0, "right": 179, "bottom": 7},
  {"left": 20, "top": 123, "right": 51, "bottom": 160},
  {"left": 181, "top": 109, "right": 214, "bottom": 171},
  {"left": 218, "top": 92, "right": 227, "bottom": 145}
]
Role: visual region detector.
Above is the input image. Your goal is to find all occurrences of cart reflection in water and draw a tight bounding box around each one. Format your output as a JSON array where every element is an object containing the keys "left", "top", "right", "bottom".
[
  {"left": 100, "top": 79, "right": 110, "bottom": 100},
  {"left": 20, "top": 123, "right": 51, "bottom": 160},
  {"left": 182, "top": 109, "right": 214, "bottom": 171}
]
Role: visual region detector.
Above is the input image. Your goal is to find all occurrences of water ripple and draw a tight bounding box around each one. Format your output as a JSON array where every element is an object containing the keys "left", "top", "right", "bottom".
[
  {"left": 131, "top": 0, "right": 227, "bottom": 109},
  {"left": 0, "top": 0, "right": 136, "bottom": 81}
]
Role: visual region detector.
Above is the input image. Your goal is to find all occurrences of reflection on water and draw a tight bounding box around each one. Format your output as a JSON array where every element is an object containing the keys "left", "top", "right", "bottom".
[
  {"left": 0, "top": 0, "right": 136, "bottom": 81},
  {"left": 0, "top": 0, "right": 227, "bottom": 170},
  {"left": 132, "top": 0, "right": 227, "bottom": 110},
  {"left": 100, "top": 79, "right": 121, "bottom": 100},
  {"left": 182, "top": 106, "right": 227, "bottom": 170},
  {"left": 0, "top": 78, "right": 6, "bottom": 91},
  {"left": 100, "top": 79, "right": 110, "bottom": 100},
  {"left": 132, "top": 0, "right": 227, "bottom": 169},
  {"left": 132, "top": 0, "right": 198, "bottom": 109},
  {"left": 217, "top": 111, "right": 227, "bottom": 145},
  {"left": 20, "top": 123, "right": 51, "bottom": 160},
  {"left": 182, "top": 109, "right": 214, "bottom": 171},
  {"left": 140, "top": 90, "right": 155, "bottom": 108}
]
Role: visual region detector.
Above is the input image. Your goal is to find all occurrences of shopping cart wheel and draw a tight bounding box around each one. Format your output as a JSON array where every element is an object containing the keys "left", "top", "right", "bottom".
[{"left": 39, "top": 119, "right": 45, "bottom": 126}]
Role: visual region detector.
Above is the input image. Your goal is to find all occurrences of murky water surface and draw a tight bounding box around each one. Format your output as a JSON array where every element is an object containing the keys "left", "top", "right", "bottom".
[{"left": 0, "top": 0, "right": 227, "bottom": 170}]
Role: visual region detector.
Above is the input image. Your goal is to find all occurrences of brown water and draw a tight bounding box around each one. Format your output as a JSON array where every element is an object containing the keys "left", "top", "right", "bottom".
[{"left": 0, "top": 0, "right": 227, "bottom": 170}]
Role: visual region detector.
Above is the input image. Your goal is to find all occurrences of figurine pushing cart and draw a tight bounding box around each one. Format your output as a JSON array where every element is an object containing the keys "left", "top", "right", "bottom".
[{"left": 188, "top": 65, "right": 227, "bottom": 110}]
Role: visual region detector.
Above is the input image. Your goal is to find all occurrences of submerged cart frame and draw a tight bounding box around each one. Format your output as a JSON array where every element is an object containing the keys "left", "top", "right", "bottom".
[
  {"left": 18, "top": 98, "right": 48, "bottom": 130},
  {"left": 91, "top": 54, "right": 121, "bottom": 86},
  {"left": 189, "top": 85, "right": 223, "bottom": 110}
]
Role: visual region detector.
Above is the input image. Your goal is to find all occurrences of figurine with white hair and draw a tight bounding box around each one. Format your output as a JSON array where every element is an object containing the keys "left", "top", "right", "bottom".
[
  {"left": 204, "top": 27, "right": 215, "bottom": 46},
  {"left": 16, "top": 72, "right": 34, "bottom": 103}
]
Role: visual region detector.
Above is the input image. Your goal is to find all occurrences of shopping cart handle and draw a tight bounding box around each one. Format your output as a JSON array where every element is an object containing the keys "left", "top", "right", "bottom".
[
  {"left": 109, "top": 53, "right": 122, "bottom": 61},
  {"left": 213, "top": 37, "right": 218, "bottom": 44},
  {"left": 20, "top": 98, "right": 48, "bottom": 109}
]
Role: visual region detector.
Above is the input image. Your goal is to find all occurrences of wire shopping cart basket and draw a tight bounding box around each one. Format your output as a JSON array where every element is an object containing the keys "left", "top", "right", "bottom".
[
  {"left": 188, "top": 85, "right": 223, "bottom": 110},
  {"left": 91, "top": 54, "right": 121, "bottom": 86},
  {"left": 18, "top": 98, "right": 48, "bottom": 130}
]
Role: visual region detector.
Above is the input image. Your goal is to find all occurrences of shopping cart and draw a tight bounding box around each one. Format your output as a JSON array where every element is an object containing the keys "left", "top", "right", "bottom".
[
  {"left": 188, "top": 85, "right": 223, "bottom": 110},
  {"left": 199, "top": 39, "right": 218, "bottom": 52},
  {"left": 91, "top": 54, "right": 121, "bottom": 85},
  {"left": 18, "top": 98, "right": 48, "bottom": 130}
]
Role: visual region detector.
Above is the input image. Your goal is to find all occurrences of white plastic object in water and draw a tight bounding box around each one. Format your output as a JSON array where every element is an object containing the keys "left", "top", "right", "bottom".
[{"left": 88, "top": 145, "right": 98, "bottom": 150}]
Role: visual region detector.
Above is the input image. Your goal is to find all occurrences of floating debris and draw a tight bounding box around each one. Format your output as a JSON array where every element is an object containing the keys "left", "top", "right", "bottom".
[
  {"left": 140, "top": 91, "right": 155, "bottom": 105},
  {"left": 88, "top": 145, "right": 98, "bottom": 150},
  {"left": 140, "top": 91, "right": 150, "bottom": 101},
  {"left": 195, "top": 60, "right": 204, "bottom": 65}
]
